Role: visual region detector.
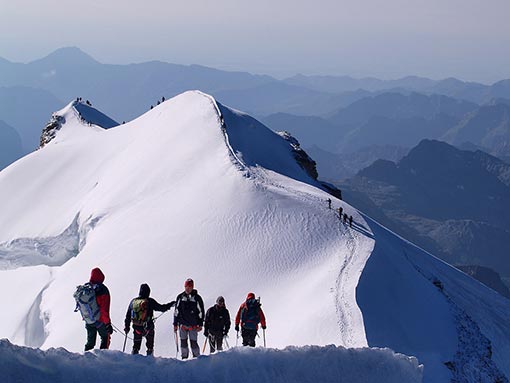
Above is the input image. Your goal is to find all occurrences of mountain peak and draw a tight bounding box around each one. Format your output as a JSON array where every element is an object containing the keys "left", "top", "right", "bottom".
[
  {"left": 30, "top": 47, "right": 99, "bottom": 67},
  {"left": 40, "top": 98, "right": 118, "bottom": 147}
]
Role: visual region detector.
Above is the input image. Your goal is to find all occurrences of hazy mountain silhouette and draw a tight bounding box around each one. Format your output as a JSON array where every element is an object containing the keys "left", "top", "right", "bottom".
[
  {"left": 442, "top": 101, "right": 510, "bottom": 159},
  {"left": 263, "top": 93, "right": 478, "bottom": 155},
  {"left": 284, "top": 74, "right": 437, "bottom": 93},
  {"left": 0, "top": 86, "right": 63, "bottom": 152},
  {"left": 0, "top": 120, "right": 22, "bottom": 169},
  {"left": 1, "top": 47, "right": 364, "bottom": 122},
  {"left": 339, "top": 139, "right": 510, "bottom": 291},
  {"left": 306, "top": 145, "right": 408, "bottom": 181},
  {"left": 285, "top": 74, "right": 510, "bottom": 104},
  {"left": 328, "top": 92, "right": 477, "bottom": 126}
]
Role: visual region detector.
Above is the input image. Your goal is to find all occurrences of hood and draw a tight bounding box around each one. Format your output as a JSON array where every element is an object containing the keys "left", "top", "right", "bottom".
[
  {"left": 89, "top": 267, "right": 105, "bottom": 284},
  {"left": 139, "top": 283, "right": 150, "bottom": 299}
]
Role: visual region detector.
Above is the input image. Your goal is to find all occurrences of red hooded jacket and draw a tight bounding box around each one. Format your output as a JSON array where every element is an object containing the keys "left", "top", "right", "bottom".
[
  {"left": 235, "top": 293, "right": 266, "bottom": 329},
  {"left": 90, "top": 268, "right": 111, "bottom": 324}
]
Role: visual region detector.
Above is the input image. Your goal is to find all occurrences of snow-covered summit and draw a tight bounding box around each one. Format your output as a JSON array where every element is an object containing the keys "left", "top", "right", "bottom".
[
  {"left": 1, "top": 91, "right": 510, "bottom": 382},
  {"left": 40, "top": 99, "right": 118, "bottom": 147}
]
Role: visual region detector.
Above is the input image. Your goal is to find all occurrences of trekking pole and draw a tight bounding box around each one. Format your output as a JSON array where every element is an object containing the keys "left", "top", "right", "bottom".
[
  {"left": 202, "top": 336, "right": 208, "bottom": 354},
  {"left": 174, "top": 329, "right": 179, "bottom": 358},
  {"left": 263, "top": 328, "right": 266, "bottom": 348},
  {"left": 122, "top": 332, "right": 128, "bottom": 353},
  {"left": 236, "top": 330, "right": 239, "bottom": 346},
  {"left": 224, "top": 335, "right": 230, "bottom": 349}
]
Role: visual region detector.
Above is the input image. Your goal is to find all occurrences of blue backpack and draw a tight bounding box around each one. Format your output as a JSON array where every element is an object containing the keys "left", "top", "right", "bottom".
[
  {"left": 73, "top": 283, "right": 100, "bottom": 325},
  {"left": 241, "top": 298, "right": 260, "bottom": 329}
]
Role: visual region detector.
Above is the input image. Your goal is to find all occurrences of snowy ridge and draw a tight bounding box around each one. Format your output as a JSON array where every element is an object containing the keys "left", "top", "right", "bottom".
[
  {"left": 198, "top": 90, "right": 249, "bottom": 173},
  {"left": 0, "top": 91, "right": 368, "bottom": 354},
  {"left": 0, "top": 339, "right": 423, "bottom": 383},
  {"left": 1, "top": 91, "right": 510, "bottom": 382}
]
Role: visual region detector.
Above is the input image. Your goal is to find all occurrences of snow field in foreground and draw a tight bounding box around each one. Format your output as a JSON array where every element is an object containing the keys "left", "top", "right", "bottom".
[{"left": 0, "top": 339, "right": 423, "bottom": 383}]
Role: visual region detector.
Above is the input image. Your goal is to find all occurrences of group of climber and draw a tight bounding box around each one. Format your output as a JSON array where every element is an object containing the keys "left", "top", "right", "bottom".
[
  {"left": 149, "top": 96, "right": 166, "bottom": 110},
  {"left": 327, "top": 198, "right": 353, "bottom": 227},
  {"left": 74, "top": 268, "right": 267, "bottom": 358}
]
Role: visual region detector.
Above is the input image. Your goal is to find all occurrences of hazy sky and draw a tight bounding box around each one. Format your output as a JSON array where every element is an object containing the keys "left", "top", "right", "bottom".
[{"left": 1, "top": 0, "right": 509, "bottom": 83}]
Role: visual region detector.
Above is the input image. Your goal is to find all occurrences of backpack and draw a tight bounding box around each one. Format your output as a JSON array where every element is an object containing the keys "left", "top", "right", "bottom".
[
  {"left": 241, "top": 298, "right": 260, "bottom": 329},
  {"left": 73, "top": 283, "right": 100, "bottom": 325},
  {"left": 131, "top": 298, "right": 149, "bottom": 326}
]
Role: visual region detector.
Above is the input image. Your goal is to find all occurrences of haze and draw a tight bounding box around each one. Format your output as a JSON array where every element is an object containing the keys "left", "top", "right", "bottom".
[{"left": 1, "top": 0, "right": 509, "bottom": 83}]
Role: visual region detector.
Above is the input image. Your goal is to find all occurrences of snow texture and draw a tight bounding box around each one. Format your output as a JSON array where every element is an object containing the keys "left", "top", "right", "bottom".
[{"left": 0, "top": 339, "right": 423, "bottom": 383}]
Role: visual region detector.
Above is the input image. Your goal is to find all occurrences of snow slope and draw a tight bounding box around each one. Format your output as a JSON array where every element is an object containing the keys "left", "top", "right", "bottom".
[
  {"left": 0, "top": 91, "right": 509, "bottom": 382},
  {"left": 0, "top": 91, "right": 370, "bottom": 353}
]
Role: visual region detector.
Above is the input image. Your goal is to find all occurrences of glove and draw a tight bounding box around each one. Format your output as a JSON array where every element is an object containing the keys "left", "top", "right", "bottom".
[
  {"left": 124, "top": 327, "right": 130, "bottom": 334},
  {"left": 106, "top": 323, "right": 114, "bottom": 334},
  {"left": 173, "top": 325, "right": 178, "bottom": 332},
  {"left": 204, "top": 330, "right": 209, "bottom": 337},
  {"left": 235, "top": 325, "right": 239, "bottom": 332},
  {"left": 261, "top": 325, "right": 267, "bottom": 330}
]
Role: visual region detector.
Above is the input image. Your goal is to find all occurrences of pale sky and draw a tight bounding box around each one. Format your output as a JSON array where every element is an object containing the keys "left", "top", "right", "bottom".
[{"left": 1, "top": 0, "right": 509, "bottom": 83}]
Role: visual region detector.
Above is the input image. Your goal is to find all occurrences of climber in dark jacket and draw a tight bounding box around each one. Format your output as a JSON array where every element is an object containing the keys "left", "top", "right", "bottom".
[
  {"left": 204, "top": 296, "right": 231, "bottom": 353},
  {"left": 124, "top": 283, "right": 174, "bottom": 355},
  {"left": 173, "top": 278, "right": 205, "bottom": 359}
]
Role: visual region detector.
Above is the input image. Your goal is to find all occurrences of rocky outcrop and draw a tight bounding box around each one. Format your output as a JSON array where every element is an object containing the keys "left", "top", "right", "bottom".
[
  {"left": 39, "top": 113, "right": 65, "bottom": 148},
  {"left": 277, "top": 130, "right": 319, "bottom": 180}
]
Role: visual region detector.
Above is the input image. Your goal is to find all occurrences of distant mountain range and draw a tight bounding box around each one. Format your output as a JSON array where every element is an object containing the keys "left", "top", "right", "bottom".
[
  {"left": 284, "top": 74, "right": 510, "bottom": 104},
  {"left": 443, "top": 102, "right": 510, "bottom": 162},
  {"left": 263, "top": 92, "right": 480, "bottom": 154},
  {"left": 338, "top": 139, "right": 510, "bottom": 291},
  {"left": 2, "top": 46, "right": 510, "bottom": 172},
  {"left": 263, "top": 94, "right": 510, "bottom": 172},
  {"left": 304, "top": 145, "right": 409, "bottom": 181}
]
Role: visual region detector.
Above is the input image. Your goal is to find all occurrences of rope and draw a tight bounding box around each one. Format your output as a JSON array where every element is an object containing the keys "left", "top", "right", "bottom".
[
  {"left": 112, "top": 323, "right": 135, "bottom": 341},
  {"left": 153, "top": 310, "right": 168, "bottom": 322}
]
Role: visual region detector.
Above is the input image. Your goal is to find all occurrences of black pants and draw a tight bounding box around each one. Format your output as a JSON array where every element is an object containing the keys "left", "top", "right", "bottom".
[
  {"left": 208, "top": 332, "right": 224, "bottom": 353},
  {"left": 85, "top": 323, "right": 110, "bottom": 351},
  {"left": 241, "top": 327, "right": 257, "bottom": 347},
  {"left": 132, "top": 325, "right": 155, "bottom": 355}
]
